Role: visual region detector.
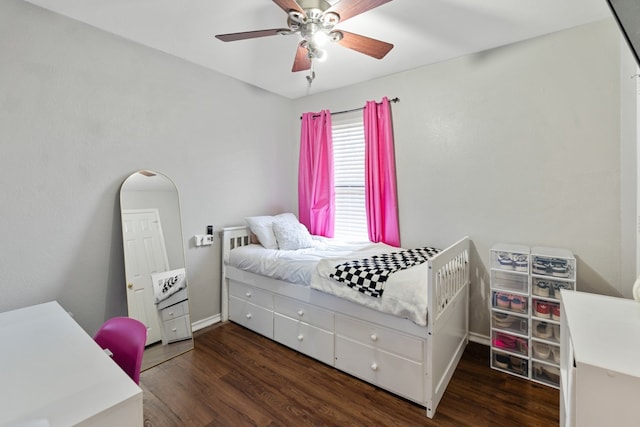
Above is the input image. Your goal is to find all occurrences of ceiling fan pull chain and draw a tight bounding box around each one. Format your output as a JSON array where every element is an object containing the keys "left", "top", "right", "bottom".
[{"left": 306, "top": 60, "right": 316, "bottom": 87}]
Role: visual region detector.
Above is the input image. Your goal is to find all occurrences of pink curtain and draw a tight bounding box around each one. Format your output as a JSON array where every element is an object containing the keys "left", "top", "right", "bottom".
[
  {"left": 298, "top": 110, "right": 335, "bottom": 237},
  {"left": 364, "top": 97, "right": 400, "bottom": 247}
]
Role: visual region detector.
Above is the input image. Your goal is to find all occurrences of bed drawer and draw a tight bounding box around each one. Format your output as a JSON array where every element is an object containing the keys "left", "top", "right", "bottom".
[
  {"left": 229, "top": 296, "right": 274, "bottom": 339},
  {"left": 160, "top": 300, "right": 190, "bottom": 322},
  {"left": 229, "top": 281, "right": 274, "bottom": 310},
  {"left": 335, "top": 315, "right": 423, "bottom": 362},
  {"left": 335, "top": 335, "right": 423, "bottom": 403},
  {"left": 163, "top": 314, "right": 191, "bottom": 343},
  {"left": 274, "top": 295, "right": 334, "bottom": 331},
  {"left": 274, "top": 313, "right": 334, "bottom": 366}
]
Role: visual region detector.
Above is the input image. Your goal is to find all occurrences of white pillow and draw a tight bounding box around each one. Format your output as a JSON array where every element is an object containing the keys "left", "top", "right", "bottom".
[
  {"left": 274, "top": 212, "right": 298, "bottom": 223},
  {"left": 272, "top": 215, "right": 314, "bottom": 250},
  {"left": 245, "top": 216, "right": 278, "bottom": 249}
]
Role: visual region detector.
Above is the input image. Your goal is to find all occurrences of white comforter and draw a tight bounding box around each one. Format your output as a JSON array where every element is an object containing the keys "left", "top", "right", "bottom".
[
  {"left": 312, "top": 245, "right": 431, "bottom": 326},
  {"left": 227, "top": 237, "right": 432, "bottom": 326},
  {"left": 227, "top": 237, "right": 373, "bottom": 285}
]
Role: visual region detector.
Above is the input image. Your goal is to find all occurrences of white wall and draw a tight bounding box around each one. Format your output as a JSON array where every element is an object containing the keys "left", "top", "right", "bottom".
[
  {"left": 619, "top": 36, "right": 639, "bottom": 299},
  {"left": 293, "top": 20, "right": 624, "bottom": 337},
  {"left": 0, "top": 0, "right": 297, "bottom": 334}
]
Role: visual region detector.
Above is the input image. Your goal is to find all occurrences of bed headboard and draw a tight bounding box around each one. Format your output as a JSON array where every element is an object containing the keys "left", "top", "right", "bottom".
[
  {"left": 221, "top": 226, "right": 251, "bottom": 263},
  {"left": 220, "top": 226, "right": 252, "bottom": 322}
]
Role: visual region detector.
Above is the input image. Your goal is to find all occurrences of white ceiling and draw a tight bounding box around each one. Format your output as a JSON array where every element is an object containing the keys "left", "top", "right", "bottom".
[{"left": 24, "top": 0, "right": 612, "bottom": 99}]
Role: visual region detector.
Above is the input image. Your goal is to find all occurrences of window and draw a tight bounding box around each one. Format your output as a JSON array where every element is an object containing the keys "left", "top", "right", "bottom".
[{"left": 332, "top": 112, "right": 368, "bottom": 241}]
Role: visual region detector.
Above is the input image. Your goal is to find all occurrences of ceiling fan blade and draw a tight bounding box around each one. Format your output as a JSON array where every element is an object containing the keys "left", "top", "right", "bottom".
[
  {"left": 292, "top": 42, "right": 311, "bottom": 72},
  {"left": 273, "top": 0, "right": 305, "bottom": 15},
  {"left": 326, "top": 0, "right": 393, "bottom": 23},
  {"left": 336, "top": 30, "right": 393, "bottom": 59},
  {"left": 215, "top": 29, "right": 288, "bottom": 42}
]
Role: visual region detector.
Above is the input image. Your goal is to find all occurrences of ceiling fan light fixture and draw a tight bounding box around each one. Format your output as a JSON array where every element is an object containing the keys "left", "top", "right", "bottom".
[
  {"left": 288, "top": 10, "right": 306, "bottom": 25},
  {"left": 312, "top": 30, "right": 330, "bottom": 46},
  {"left": 322, "top": 11, "right": 340, "bottom": 26},
  {"left": 329, "top": 30, "right": 343, "bottom": 42},
  {"left": 316, "top": 49, "right": 328, "bottom": 62},
  {"left": 310, "top": 46, "right": 328, "bottom": 62},
  {"left": 286, "top": 17, "right": 300, "bottom": 31}
]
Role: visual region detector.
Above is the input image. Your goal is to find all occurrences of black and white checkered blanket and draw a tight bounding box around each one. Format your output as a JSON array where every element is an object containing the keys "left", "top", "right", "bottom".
[{"left": 329, "top": 247, "right": 441, "bottom": 298}]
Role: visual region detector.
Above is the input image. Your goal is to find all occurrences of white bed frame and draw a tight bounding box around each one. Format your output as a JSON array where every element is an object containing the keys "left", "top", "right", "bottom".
[{"left": 220, "top": 226, "right": 470, "bottom": 418}]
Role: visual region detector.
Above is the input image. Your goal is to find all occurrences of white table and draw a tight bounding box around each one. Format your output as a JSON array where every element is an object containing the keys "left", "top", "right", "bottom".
[
  {"left": 0, "top": 301, "right": 143, "bottom": 427},
  {"left": 560, "top": 291, "right": 640, "bottom": 426}
]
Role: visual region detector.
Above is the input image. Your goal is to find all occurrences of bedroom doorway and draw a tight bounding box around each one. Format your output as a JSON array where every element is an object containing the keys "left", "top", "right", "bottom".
[{"left": 122, "top": 208, "right": 170, "bottom": 345}]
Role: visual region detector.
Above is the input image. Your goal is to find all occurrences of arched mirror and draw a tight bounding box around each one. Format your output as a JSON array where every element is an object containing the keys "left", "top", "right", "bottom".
[{"left": 120, "top": 170, "right": 193, "bottom": 370}]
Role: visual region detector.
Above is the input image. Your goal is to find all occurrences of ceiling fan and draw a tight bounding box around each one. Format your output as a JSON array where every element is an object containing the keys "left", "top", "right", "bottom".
[{"left": 215, "top": 0, "right": 394, "bottom": 83}]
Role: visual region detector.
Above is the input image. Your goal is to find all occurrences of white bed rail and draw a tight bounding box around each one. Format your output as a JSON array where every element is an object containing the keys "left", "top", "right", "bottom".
[{"left": 428, "top": 236, "right": 470, "bottom": 325}]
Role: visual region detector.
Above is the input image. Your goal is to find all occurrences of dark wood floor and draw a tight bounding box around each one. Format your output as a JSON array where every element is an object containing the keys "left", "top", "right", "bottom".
[{"left": 141, "top": 322, "right": 558, "bottom": 426}]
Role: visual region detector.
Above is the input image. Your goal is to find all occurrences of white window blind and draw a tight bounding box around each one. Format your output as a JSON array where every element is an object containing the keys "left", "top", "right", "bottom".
[{"left": 332, "top": 112, "right": 368, "bottom": 241}]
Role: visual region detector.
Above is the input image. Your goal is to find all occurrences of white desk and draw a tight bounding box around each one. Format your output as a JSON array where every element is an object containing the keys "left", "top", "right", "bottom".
[
  {"left": 0, "top": 302, "right": 143, "bottom": 427},
  {"left": 560, "top": 291, "right": 640, "bottom": 426}
]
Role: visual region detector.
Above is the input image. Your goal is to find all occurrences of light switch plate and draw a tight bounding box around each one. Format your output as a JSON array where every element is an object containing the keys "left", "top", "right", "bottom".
[{"left": 194, "top": 234, "right": 214, "bottom": 247}]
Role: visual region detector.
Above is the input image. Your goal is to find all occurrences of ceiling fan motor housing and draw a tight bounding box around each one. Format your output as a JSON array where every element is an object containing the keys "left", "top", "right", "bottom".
[{"left": 297, "top": 0, "right": 332, "bottom": 13}]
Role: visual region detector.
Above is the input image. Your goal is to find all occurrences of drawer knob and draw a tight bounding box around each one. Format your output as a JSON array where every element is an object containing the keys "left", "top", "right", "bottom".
[
  {"left": 246, "top": 292, "right": 252, "bottom": 298},
  {"left": 297, "top": 310, "right": 304, "bottom": 316},
  {"left": 370, "top": 334, "right": 378, "bottom": 342},
  {"left": 246, "top": 313, "right": 252, "bottom": 319},
  {"left": 370, "top": 363, "right": 378, "bottom": 371},
  {"left": 168, "top": 311, "right": 174, "bottom": 316},
  {"left": 297, "top": 334, "right": 304, "bottom": 341}
]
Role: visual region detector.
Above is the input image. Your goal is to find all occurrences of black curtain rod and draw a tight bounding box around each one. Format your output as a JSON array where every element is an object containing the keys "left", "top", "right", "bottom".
[{"left": 300, "top": 97, "right": 399, "bottom": 120}]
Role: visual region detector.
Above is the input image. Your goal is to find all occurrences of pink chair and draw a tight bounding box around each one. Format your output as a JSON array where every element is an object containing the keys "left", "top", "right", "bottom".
[{"left": 94, "top": 317, "right": 147, "bottom": 384}]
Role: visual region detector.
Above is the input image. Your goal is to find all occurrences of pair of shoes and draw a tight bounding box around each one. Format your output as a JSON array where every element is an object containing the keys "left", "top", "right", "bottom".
[
  {"left": 497, "top": 252, "right": 513, "bottom": 269},
  {"left": 493, "top": 332, "right": 518, "bottom": 350},
  {"left": 495, "top": 293, "right": 526, "bottom": 311},
  {"left": 493, "top": 312, "right": 516, "bottom": 328},
  {"left": 551, "top": 304, "right": 561, "bottom": 321},
  {"left": 513, "top": 254, "right": 528, "bottom": 272},
  {"left": 493, "top": 333, "right": 528, "bottom": 354},
  {"left": 494, "top": 353, "right": 509, "bottom": 369},
  {"left": 496, "top": 292, "right": 512, "bottom": 309},
  {"left": 533, "top": 364, "right": 559, "bottom": 383},
  {"left": 533, "top": 256, "right": 571, "bottom": 277},
  {"left": 511, "top": 296, "right": 526, "bottom": 311},
  {"left": 532, "top": 257, "right": 551, "bottom": 275},
  {"left": 552, "top": 281, "right": 572, "bottom": 299},
  {"left": 543, "top": 365, "right": 560, "bottom": 383},
  {"left": 533, "top": 342, "right": 551, "bottom": 360},
  {"left": 534, "top": 281, "right": 550, "bottom": 297},
  {"left": 497, "top": 252, "right": 528, "bottom": 271},
  {"left": 536, "top": 280, "right": 573, "bottom": 299},
  {"left": 551, "top": 258, "right": 570, "bottom": 278},
  {"left": 533, "top": 321, "right": 553, "bottom": 339},
  {"left": 535, "top": 301, "right": 550, "bottom": 318},
  {"left": 510, "top": 356, "right": 527, "bottom": 375}
]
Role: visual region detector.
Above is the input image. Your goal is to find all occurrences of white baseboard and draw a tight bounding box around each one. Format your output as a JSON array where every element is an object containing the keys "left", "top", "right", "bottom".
[
  {"left": 191, "top": 314, "right": 221, "bottom": 332},
  {"left": 469, "top": 332, "right": 490, "bottom": 346}
]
